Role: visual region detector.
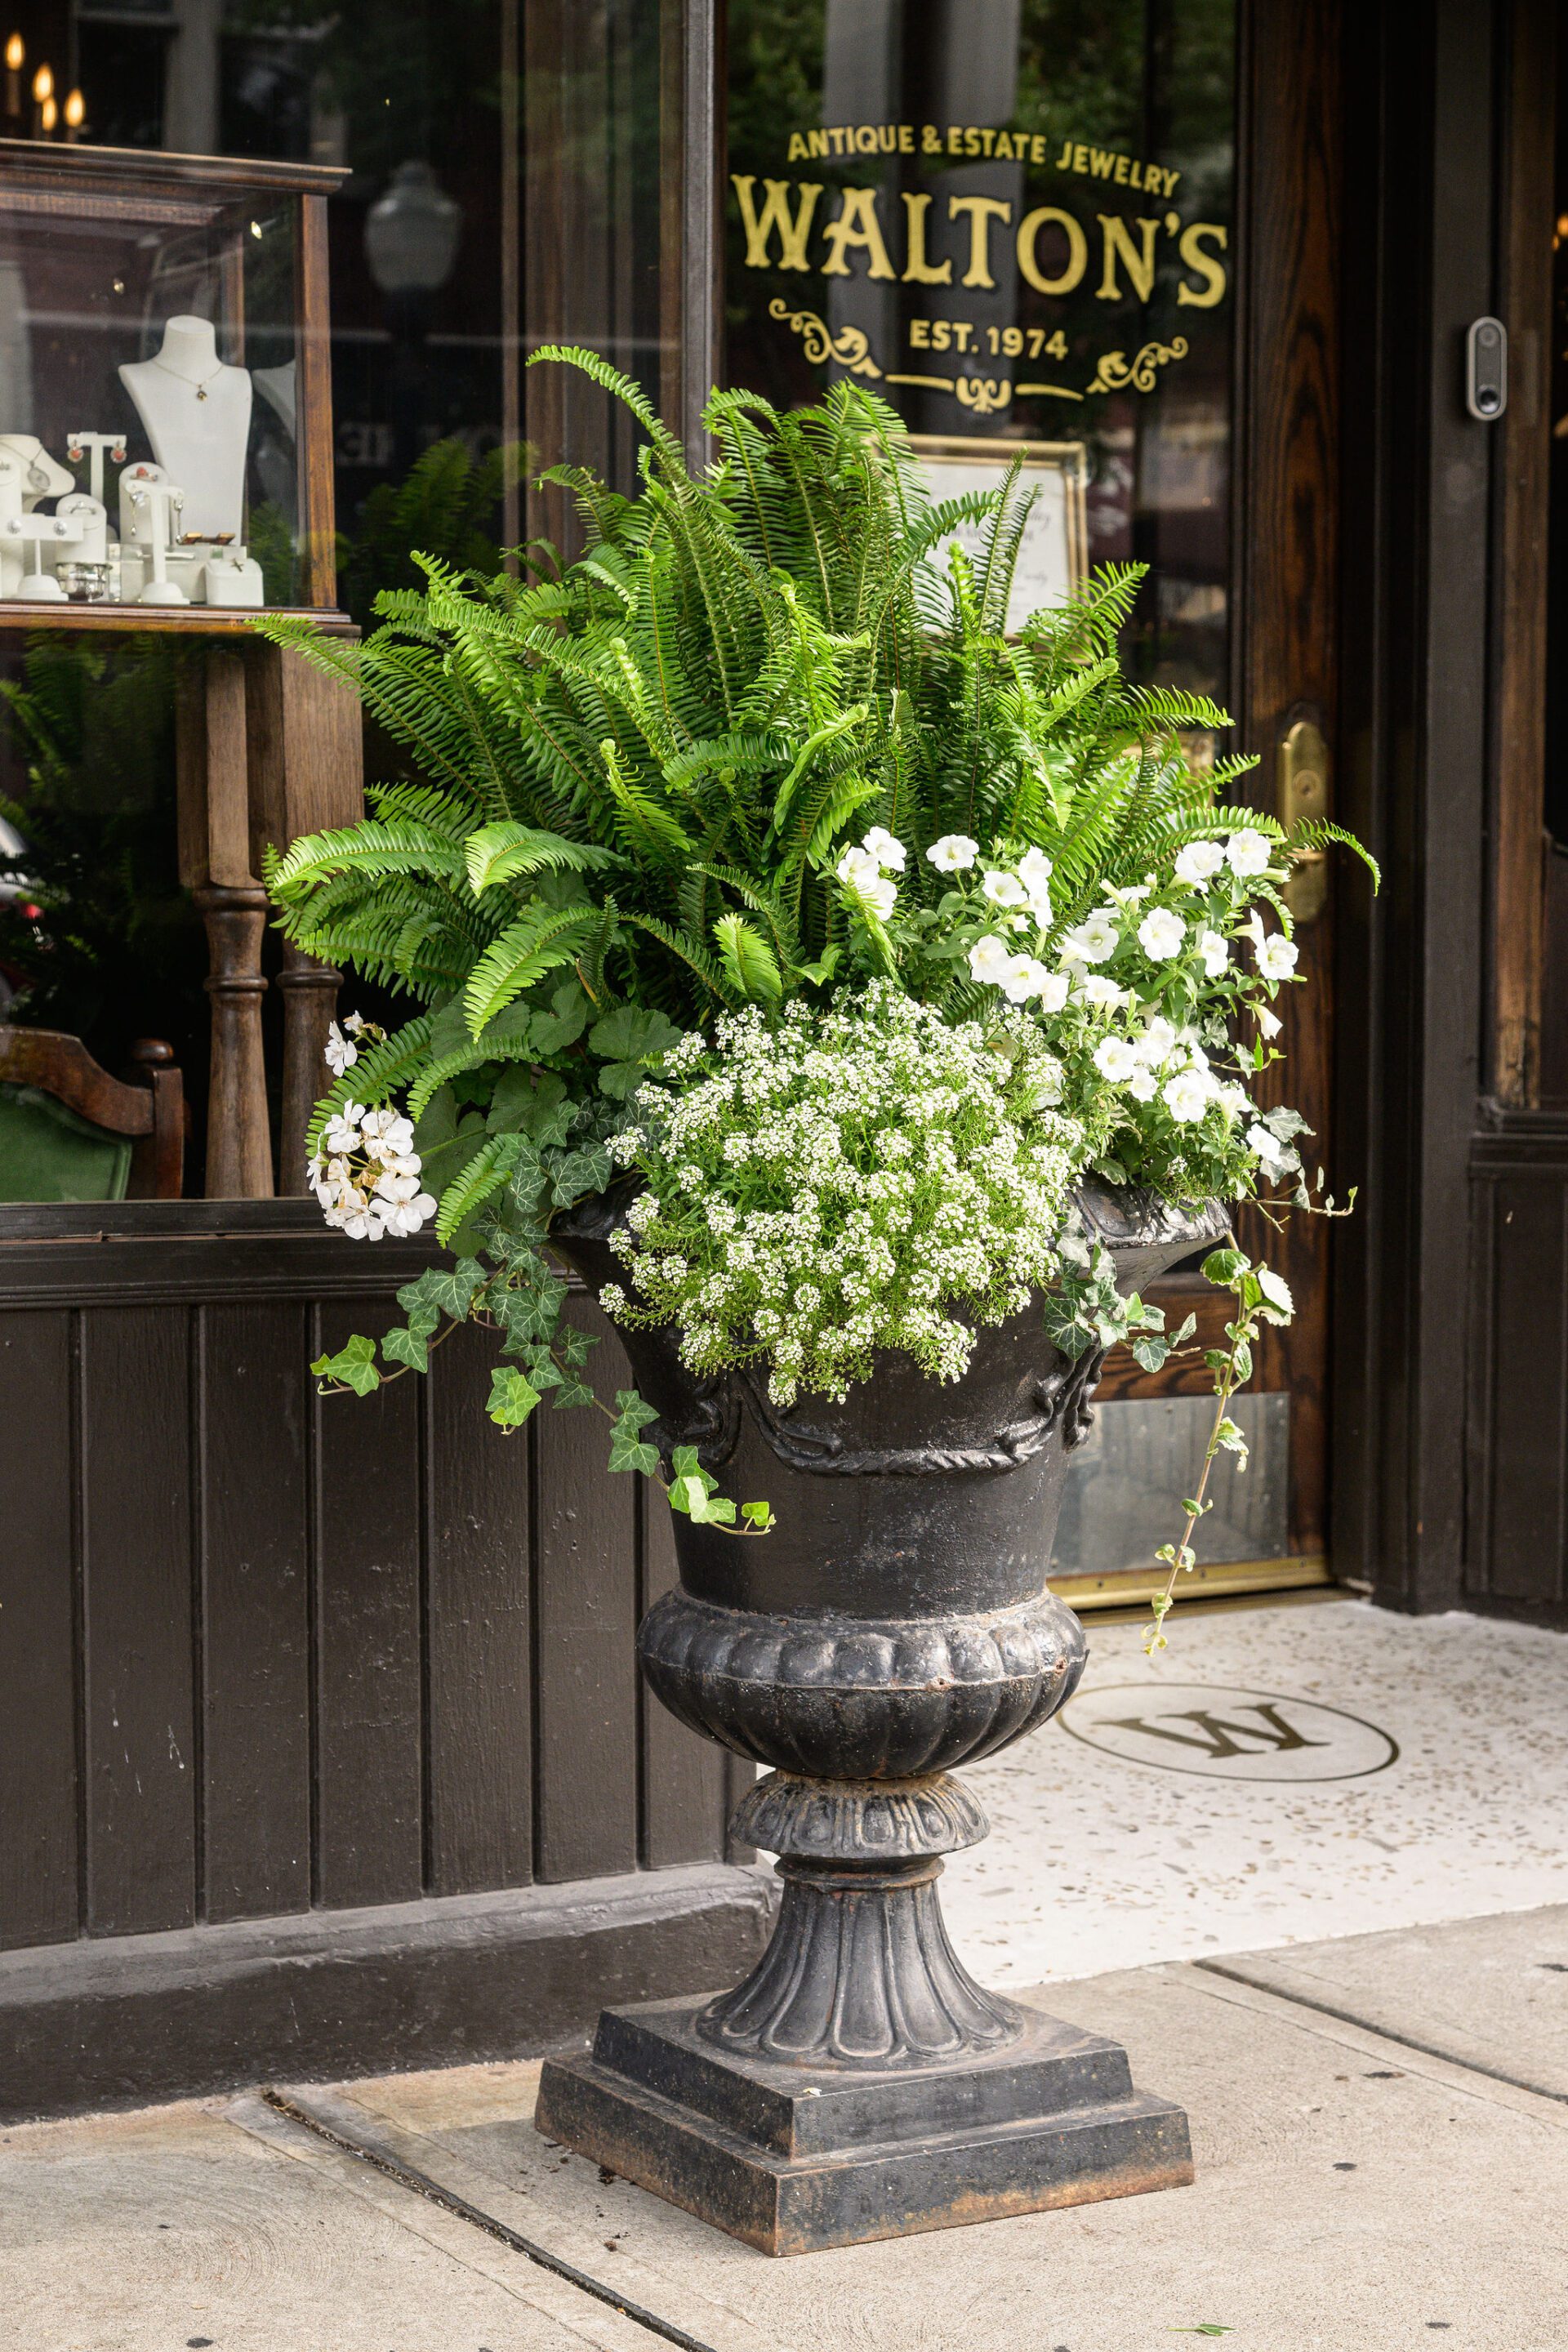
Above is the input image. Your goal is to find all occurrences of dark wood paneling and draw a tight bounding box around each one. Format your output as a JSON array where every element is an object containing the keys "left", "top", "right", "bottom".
[
  {"left": 200, "top": 1303, "right": 312, "bottom": 1923},
  {"left": 311, "top": 1298, "right": 424, "bottom": 1910},
  {"left": 1236, "top": 0, "right": 1343, "bottom": 1557},
  {"left": 0, "top": 1311, "right": 78, "bottom": 1950},
  {"left": 79, "top": 1308, "right": 196, "bottom": 1938},
  {"left": 533, "top": 1294, "right": 639, "bottom": 1885},
  {"left": 1467, "top": 1125, "right": 1568, "bottom": 1621},
  {"left": 425, "top": 1318, "right": 533, "bottom": 1898},
  {"left": 639, "top": 1484, "right": 728, "bottom": 1871}
]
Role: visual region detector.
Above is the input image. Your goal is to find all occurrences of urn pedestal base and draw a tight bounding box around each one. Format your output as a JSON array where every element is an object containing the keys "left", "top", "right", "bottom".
[
  {"left": 534, "top": 1994, "right": 1193, "bottom": 2256},
  {"left": 535, "top": 1771, "right": 1192, "bottom": 2254}
]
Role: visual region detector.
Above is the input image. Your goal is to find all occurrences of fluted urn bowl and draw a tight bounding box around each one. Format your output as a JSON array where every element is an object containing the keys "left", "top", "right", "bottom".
[
  {"left": 537, "top": 1181, "right": 1227, "bottom": 2253},
  {"left": 555, "top": 1178, "right": 1227, "bottom": 1785}
]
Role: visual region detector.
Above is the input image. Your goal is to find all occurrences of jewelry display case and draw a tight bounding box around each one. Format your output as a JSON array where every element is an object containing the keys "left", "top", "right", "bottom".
[{"left": 0, "top": 139, "right": 347, "bottom": 628}]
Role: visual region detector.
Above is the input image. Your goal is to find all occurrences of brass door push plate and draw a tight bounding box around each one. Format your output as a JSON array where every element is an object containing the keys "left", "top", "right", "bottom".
[{"left": 1277, "top": 717, "right": 1329, "bottom": 923}]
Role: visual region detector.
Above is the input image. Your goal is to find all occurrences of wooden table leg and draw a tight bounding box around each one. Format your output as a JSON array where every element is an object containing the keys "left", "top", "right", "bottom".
[{"left": 277, "top": 942, "right": 341, "bottom": 1192}]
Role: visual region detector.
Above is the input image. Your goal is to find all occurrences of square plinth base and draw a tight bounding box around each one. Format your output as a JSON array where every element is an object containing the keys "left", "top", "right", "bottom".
[{"left": 535, "top": 1994, "right": 1193, "bottom": 2256}]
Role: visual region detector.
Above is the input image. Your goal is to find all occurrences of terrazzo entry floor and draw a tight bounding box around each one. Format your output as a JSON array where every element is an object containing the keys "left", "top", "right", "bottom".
[{"left": 938, "top": 1595, "right": 1568, "bottom": 1988}]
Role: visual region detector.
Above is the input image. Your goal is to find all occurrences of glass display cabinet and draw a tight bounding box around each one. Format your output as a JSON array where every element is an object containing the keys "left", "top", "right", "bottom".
[{"left": 0, "top": 138, "right": 346, "bottom": 626}]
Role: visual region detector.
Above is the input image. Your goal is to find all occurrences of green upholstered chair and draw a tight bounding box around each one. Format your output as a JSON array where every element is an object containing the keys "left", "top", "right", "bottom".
[{"left": 0, "top": 1028, "right": 185, "bottom": 1202}]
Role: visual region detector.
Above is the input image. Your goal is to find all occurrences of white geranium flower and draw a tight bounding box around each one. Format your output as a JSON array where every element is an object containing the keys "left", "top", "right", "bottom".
[
  {"left": 1162, "top": 1068, "right": 1213, "bottom": 1124},
  {"left": 1137, "top": 906, "right": 1186, "bottom": 961},
  {"left": 1079, "top": 973, "right": 1130, "bottom": 1010},
  {"left": 995, "top": 954, "right": 1052, "bottom": 1003},
  {"left": 1174, "top": 839, "right": 1227, "bottom": 887},
  {"left": 1254, "top": 1003, "right": 1283, "bottom": 1039},
  {"left": 1093, "top": 1036, "right": 1140, "bottom": 1082},
  {"left": 1196, "top": 929, "right": 1231, "bottom": 977},
  {"left": 982, "top": 868, "right": 1028, "bottom": 908},
  {"left": 1226, "top": 827, "right": 1274, "bottom": 877},
  {"left": 968, "top": 934, "right": 1013, "bottom": 985},
  {"left": 1254, "top": 932, "right": 1299, "bottom": 982},
  {"left": 324, "top": 1022, "right": 359, "bottom": 1077},
  {"left": 862, "top": 826, "right": 906, "bottom": 872},
  {"left": 1060, "top": 910, "right": 1120, "bottom": 964},
  {"left": 1126, "top": 1065, "right": 1159, "bottom": 1102}
]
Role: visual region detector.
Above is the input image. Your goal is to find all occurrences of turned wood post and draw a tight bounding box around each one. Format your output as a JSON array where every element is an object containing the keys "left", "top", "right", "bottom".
[
  {"left": 246, "top": 631, "right": 364, "bottom": 1192},
  {"left": 176, "top": 645, "right": 274, "bottom": 1200},
  {"left": 276, "top": 940, "right": 343, "bottom": 1192}
]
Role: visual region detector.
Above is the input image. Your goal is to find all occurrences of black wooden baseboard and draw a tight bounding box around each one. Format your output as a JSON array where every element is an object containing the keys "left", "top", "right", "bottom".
[{"left": 0, "top": 1861, "right": 777, "bottom": 2123}]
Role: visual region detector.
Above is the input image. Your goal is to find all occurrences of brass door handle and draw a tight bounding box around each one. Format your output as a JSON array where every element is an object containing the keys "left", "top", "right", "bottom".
[{"left": 1277, "top": 717, "right": 1330, "bottom": 924}]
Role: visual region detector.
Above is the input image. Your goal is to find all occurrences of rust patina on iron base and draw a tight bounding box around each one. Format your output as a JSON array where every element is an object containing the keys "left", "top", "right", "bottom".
[{"left": 539, "top": 1184, "right": 1221, "bottom": 2253}]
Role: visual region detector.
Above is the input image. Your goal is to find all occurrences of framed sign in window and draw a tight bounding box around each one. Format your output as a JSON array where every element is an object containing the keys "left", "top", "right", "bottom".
[{"left": 910, "top": 434, "right": 1087, "bottom": 632}]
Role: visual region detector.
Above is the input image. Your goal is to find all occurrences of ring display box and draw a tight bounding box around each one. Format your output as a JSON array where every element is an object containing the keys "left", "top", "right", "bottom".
[{"left": 0, "top": 138, "right": 346, "bottom": 629}]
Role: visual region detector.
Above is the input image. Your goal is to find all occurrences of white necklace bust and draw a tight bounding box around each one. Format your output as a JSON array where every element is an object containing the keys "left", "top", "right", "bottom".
[{"left": 119, "top": 315, "right": 252, "bottom": 541}]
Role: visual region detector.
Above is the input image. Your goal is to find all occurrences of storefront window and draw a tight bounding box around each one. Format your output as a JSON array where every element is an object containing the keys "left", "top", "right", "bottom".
[
  {"left": 0, "top": 0, "right": 665, "bottom": 1200},
  {"left": 724, "top": 0, "right": 1236, "bottom": 701}
]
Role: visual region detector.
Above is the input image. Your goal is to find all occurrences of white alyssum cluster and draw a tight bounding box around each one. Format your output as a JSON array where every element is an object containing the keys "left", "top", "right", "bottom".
[
  {"left": 599, "top": 985, "right": 1088, "bottom": 1406},
  {"left": 309, "top": 1102, "right": 437, "bottom": 1241}
]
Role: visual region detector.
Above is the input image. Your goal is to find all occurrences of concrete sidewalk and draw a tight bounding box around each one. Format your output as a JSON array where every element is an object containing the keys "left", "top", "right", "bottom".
[{"left": 5, "top": 1906, "right": 1566, "bottom": 2352}]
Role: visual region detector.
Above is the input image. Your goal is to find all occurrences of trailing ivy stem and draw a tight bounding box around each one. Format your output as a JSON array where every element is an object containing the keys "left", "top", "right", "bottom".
[{"left": 547, "top": 1341, "right": 764, "bottom": 1537}]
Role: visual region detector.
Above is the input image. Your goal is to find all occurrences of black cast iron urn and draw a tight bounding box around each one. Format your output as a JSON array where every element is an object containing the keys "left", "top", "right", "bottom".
[{"left": 535, "top": 1182, "right": 1227, "bottom": 2254}]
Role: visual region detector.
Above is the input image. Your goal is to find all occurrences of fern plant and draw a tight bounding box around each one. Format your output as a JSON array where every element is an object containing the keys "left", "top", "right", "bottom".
[{"left": 263, "top": 352, "right": 1375, "bottom": 1564}]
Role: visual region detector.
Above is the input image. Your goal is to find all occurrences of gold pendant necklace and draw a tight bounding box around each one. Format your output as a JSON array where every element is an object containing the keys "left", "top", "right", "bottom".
[{"left": 149, "top": 354, "right": 224, "bottom": 402}]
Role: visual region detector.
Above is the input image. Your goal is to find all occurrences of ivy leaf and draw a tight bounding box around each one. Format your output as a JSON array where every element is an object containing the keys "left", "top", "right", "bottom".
[
  {"left": 550, "top": 1142, "right": 614, "bottom": 1205},
  {"left": 399, "top": 1258, "right": 486, "bottom": 1321},
  {"left": 381, "top": 1324, "right": 431, "bottom": 1374},
  {"left": 551, "top": 1379, "right": 595, "bottom": 1410},
  {"left": 1130, "top": 1333, "right": 1171, "bottom": 1374},
  {"left": 487, "top": 1366, "right": 541, "bottom": 1431},
  {"left": 668, "top": 1444, "right": 737, "bottom": 1525},
  {"left": 740, "top": 1499, "right": 776, "bottom": 1530},
  {"left": 1201, "top": 1245, "right": 1249, "bottom": 1287},
  {"left": 310, "top": 1334, "right": 381, "bottom": 1396},
  {"left": 608, "top": 1388, "right": 662, "bottom": 1475}
]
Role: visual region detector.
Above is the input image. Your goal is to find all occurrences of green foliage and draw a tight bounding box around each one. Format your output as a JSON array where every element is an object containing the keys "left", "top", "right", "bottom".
[{"left": 337, "top": 439, "right": 532, "bottom": 628}]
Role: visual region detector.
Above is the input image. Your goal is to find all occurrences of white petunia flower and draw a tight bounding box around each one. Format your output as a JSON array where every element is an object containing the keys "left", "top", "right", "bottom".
[
  {"left": 1162, "top": 1068, "right": 1213, "bottom": 1124},
  {"left": 1196, "top": 928, "right": 1231, "bottom": 978},
  {"left": 968, "top": 934, "right": 1013, "bottom": 985},
  {"left": 1226, "top": 827, "right": 1274, "bottom": 877},
  {"left": 1137, "top": 906, "right": 1186, "bottom": 961},
  {"left": 1093, "top": 1036, "right": 1140, "bottom": 1082},
  {"left": 862, "top": 826, "right": 906, "bottom": 872},
  {"left": 1060, "top": 911, "right": 1120, "bottom": 964},
  {"left": 1035, "top": 969, "right": 1071, "bottom": 1013},
  {"left": 982, "top": 868, "right": 1028, "bottom": 908},
  {"left": 1126, "top": 1065, "right": 1159, "bottom": 1102},
  {"left": 1079, "top": 973, "right": 1130, "bottom": 1010},
  {"left": 863, "top": 873, "right": 898, "bottom": 918},
  {"left": 1254, "top": 1003, "right": 1283, "bottom": 1039},
  {"left": 836, "top": 843, "right": 880, "bottom": 889},
  {"left": 1134, "top": 1015, "right": 1177, "bottom": 1058},
  {"left": 927, "top": 833, "right": 980, "bottom": 871},
  {"left": 1254, "top": 932, "right": 1299, "bottom": 982},
  {"left": 1103, "top": 880, "right": 1154, "bottom": 907},
  {"left": 1174, "top": 840, "right": 1227, "bottom": 887},
  {"left": 1248, "top": 1121, "right": 1289, "bottom": 1168},
  {"left": 1017, "top": 846, "right": 1054, "bottom": 907},
  {"left": 324, "top": 1022, "right": 359, "bottom": 1077},
  {"left": 997, "top": 954, "right": 1053, "bottom": 1004}
]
